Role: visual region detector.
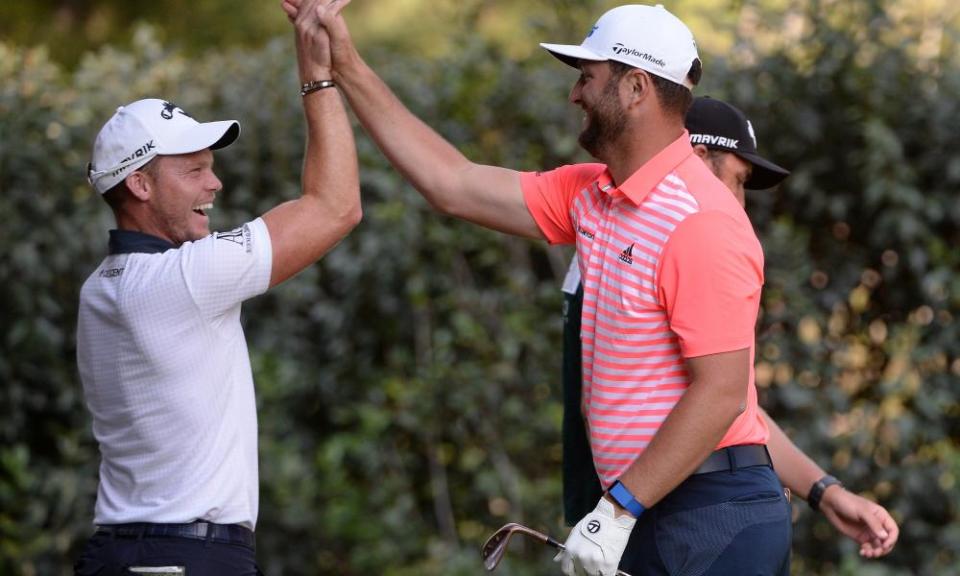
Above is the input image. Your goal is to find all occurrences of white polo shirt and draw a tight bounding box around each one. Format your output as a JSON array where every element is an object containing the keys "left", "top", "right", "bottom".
[{"left": 77, "top": 218, "right": 272, "bottom": 530}]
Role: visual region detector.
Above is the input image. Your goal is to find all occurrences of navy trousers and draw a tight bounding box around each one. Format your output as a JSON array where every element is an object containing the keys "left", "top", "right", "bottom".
[
  {"left": 619, "top": 465, "right": 792, "bottom": 576},
  {"left": 73, "top": 530, "right": 263, "bottom": 576}
]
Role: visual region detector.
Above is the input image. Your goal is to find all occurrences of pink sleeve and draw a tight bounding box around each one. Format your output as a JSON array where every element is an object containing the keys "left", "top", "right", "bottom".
[
  {"left": 657, "top": 211, "right": 764, "bottom": 358},
  {"left": 520, "top": 164, "right": 605, "bottom": 245}
]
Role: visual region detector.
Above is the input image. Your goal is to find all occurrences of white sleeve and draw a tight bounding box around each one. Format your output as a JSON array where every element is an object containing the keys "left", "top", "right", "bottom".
[{"left": 178, "top": 218, "right": 273, "bottom": 318}]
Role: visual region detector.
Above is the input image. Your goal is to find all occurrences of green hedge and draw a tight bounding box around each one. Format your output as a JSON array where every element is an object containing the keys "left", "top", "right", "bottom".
[{"left": 1, "top": 2, "right": 958, "bottom": 574}]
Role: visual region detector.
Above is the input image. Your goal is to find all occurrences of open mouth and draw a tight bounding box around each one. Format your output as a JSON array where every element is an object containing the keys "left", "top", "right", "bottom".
[{"left": 193, "top": 202, "right": 213, "bottom": 217}]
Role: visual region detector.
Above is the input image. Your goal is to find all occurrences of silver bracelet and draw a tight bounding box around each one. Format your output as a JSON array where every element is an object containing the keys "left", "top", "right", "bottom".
[{"left": 300, "top": 79, "right": 336, "bottom": 97}]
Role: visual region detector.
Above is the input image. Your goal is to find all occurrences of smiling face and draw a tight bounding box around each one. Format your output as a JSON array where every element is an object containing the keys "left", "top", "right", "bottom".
[
  {"left": 570, "top": 60, "right": 628, "bottom": 160},
  {"left": 142, "top": 149, "right": 222, "bottom": 245}
]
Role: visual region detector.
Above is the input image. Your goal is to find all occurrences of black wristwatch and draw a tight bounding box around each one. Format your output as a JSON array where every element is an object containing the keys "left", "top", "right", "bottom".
[{"left": 807, "top": 474, "right": 842, "bottom": 512}]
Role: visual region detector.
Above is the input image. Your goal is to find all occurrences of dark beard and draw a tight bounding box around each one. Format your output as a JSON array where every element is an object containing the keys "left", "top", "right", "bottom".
[{"left": 578, "top": 79, "right": 627, "bottom": 159}]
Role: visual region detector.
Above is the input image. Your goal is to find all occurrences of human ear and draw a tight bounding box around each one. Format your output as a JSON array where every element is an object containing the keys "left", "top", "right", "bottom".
[
  {"left": 626, "top": 69, "right": 652, "bottom": 106},
  {"left": 124, "top": 170, "right": 153, "bottom": 202}
]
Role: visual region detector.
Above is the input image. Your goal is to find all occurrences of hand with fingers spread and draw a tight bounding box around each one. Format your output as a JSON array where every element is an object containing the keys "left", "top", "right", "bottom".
[
  {"left": 819, "top": 487, "right": 899, "bottom": 558},
  {"left": 555, "top": 498, "right": 635, "bottom": 576}
]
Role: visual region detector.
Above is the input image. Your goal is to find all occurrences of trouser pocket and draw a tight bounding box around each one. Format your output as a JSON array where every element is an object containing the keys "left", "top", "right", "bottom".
[{"left": 655, "top": 492, "right": 791, "bottom": 576}]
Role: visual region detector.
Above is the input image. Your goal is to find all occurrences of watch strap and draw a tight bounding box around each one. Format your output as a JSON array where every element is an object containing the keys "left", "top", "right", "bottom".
[
  {"left": 608, "top": 480, "right": 646, "bottom": 518},
  {"left": 808, "top": 474, "right": 842, "bottom": 512}
]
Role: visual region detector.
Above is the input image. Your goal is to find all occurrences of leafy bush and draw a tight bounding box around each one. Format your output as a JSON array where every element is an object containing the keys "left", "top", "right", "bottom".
[{"left": 1, "top": 1, "right": 958, "bottom": 574}]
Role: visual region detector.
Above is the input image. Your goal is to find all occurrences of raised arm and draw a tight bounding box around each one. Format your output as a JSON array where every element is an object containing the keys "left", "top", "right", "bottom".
[
  {"left": 281, "top": 0, "right": 543, "bottom": 240},
  {"left": 263, "top": 0, "right": 362, "bottom": 288}
]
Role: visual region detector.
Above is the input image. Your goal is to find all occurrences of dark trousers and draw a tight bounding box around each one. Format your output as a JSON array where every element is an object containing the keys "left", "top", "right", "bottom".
[
  {"left": 74, "top": 529, "right": 263, "bottom": 576},
  {"left": 619, "top": 465, "right": 792, "bottom": 576}
]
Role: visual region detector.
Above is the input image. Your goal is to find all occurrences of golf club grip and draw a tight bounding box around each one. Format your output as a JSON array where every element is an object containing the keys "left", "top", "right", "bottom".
[{"left": 548, "top": 541, "right": 632, "bottom": 576}]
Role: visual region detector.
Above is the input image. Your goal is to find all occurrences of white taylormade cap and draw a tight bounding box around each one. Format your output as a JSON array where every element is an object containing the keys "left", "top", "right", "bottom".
[
  {"left": 87, "top": 98, "right": 240, "bottom": 194},
  {"left": 540, "top": 4, "right": 700, "bottom": 89}
]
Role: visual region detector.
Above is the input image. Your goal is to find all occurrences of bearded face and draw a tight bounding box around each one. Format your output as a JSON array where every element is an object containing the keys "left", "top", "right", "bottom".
[{"left": 578, "top": 73, "right": 628, "bottom": 159}]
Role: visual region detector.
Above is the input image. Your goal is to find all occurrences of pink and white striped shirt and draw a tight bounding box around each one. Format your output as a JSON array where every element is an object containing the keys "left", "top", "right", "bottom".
[{"left": 522, "top": 132, "right": 769, "bottom": 487}]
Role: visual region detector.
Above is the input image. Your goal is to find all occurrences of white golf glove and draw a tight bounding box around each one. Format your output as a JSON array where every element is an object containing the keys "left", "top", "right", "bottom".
[{"left": 555, "top": 497, "right": 636, "bottom": 576}]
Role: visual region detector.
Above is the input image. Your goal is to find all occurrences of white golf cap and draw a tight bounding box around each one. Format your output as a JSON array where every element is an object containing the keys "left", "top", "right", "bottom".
[
  {"left": 87, "top": 98, "right": 240, "bottom": 194},
  {"left": 540, "top": 4, "right": 700, "bottom": 89}
]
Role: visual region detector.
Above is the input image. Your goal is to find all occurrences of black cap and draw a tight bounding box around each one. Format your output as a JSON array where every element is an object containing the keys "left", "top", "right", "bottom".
[{"left": 685, "top": 96, "right": 790, "bottom": 190}]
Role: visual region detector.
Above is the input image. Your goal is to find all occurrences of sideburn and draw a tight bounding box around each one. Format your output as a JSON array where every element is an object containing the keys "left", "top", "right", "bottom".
[{"left": 578, "top": 75, "right": 628, "bottom": 159}]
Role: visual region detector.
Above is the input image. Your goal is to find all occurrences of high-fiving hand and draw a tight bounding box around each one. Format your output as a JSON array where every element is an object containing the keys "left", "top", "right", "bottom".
[
  {"left": 283, "top": 0, "right": 352, "bottom": 82},
  {"left": 282, "top": 0, "right": 356, "bottom": 80}
]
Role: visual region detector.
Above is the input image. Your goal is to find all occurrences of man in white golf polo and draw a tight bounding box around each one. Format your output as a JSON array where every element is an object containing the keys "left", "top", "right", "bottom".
[{"left": 73, "top": 3, "right": 359, "bottom": 574}]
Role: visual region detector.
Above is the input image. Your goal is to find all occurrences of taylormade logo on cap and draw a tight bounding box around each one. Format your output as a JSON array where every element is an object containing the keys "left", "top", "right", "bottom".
[
  {"left": 87, "top": 98, "right": 240, "bottom": 195},
  {"left": 539, "top": 4, "right": 699, "bottom": 89},
  {"left": 612, "top": 44, "right": 666, "bottom": 68}
]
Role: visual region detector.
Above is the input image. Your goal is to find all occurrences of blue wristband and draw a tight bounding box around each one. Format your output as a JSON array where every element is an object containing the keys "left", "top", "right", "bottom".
[{"left": 609, "top": 480, "right": 646, "bottom": 518}]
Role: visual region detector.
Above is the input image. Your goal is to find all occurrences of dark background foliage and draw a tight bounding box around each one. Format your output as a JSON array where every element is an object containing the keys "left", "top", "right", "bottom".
[{"left": 1, "top": 1, "right": 958, "bottom": 574}]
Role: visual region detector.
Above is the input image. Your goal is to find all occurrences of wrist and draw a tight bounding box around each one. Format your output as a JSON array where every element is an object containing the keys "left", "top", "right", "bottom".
[
  {"left": 807, "top": 474, "right": 843, "bottom": 512},
  {"left": 603, "top": 494, "right": 630, "bottom": 518},
  {"left": 816, "top": 483, "right": 844, "bottom": 512},
  {"left": 300, "top": 79, "right": 337, "bottom": 97},
  {"left": 607, "top": 480, "right": 645, "bottom": 518},
  {"left": 331, "top": 50, "right": 363, "bottom": 84},
  {"left": 299, "top": 66, "right": 333, "bottom": 84}
]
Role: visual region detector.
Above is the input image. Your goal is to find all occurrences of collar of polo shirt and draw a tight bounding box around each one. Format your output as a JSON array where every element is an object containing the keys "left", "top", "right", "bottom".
[{"left": 602, "top": 131, "right": 694, "bottom": 205}]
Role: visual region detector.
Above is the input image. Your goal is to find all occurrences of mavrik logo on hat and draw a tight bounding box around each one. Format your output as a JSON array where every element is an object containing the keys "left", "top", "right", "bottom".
[
  {"left": 689, "top": 134, "right": 740, "bottom": 149},
  {"left": 685, "top": 97, "right": 790, "bottom": 190},
  {"left": 87, "top": 98, "right": 241, "bottom": 195}
]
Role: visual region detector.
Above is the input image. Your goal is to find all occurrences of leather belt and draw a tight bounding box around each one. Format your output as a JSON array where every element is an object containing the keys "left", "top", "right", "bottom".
[
  {"left": 95, "top": 521, "right": 255, "bottom": 548},
  {"left": 693, "top": 444, "right": 772, "bottom": 475}
]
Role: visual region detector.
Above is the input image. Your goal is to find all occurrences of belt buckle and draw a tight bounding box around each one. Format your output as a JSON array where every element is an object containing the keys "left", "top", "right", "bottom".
[
  {"left": 193, "top": 522, "right": 209, "bottom": 538},
  {"left": 128, "top": 567, "right": 186, "bottom": 575}
]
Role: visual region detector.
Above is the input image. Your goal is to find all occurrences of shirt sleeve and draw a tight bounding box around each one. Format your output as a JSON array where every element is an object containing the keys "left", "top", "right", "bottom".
[
  {"left": 178, "top": 217, "right": 274, "bottom": 318},
  {"left": 520, "top": 163, "right": 606, "bottom": 245},
  {"left": 657, "top": 211, "right": 764, "bottom": 358}
]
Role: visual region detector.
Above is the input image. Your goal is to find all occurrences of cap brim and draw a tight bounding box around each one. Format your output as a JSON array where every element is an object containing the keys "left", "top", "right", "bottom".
[
  {"left": 161, "top": 120, "right": 240, "bottom": 155},
  {"left": 739, "top": 152, "right": 790, "bottom": 190},
  {"left": 539, "top": 43, "right": 608, "bottom": 69}
]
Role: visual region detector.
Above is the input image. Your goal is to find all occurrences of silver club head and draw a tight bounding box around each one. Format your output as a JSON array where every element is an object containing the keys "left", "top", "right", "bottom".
[{"left": 481, "top": 523, "right": 558, "bottom": 571}]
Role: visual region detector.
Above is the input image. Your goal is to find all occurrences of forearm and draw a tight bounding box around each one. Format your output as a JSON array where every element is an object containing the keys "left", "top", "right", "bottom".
[
  {"left": 332, "top": 50, "right": 473, "bottom": 211},
  {"left": 331, "top": 48, "right": 541, "bottom": 238},
  {"left": 264, "top": 25, "right": 361, "bottom": 287},
  {"left": 616, "top": 357, "right": 747, "bottom": 509},
  {"left": 762, "top": 408, "right": 825, "bottom": 499},
  {"left": 302, "top": 91, "right": 360, "bottom": 215}
]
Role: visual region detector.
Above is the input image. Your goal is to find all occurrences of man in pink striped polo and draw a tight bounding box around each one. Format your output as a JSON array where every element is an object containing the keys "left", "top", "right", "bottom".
[
  {"left": 560, "top": 95, "right": 898, "bottom": 568},
  {"left": 294, "top": 1, "right": 788, "bottom": 574}
]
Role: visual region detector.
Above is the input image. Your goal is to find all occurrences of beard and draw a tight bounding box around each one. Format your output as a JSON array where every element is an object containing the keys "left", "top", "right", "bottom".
[{"left": 578, "top": 77, "right": 627, "bottom": 159}]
